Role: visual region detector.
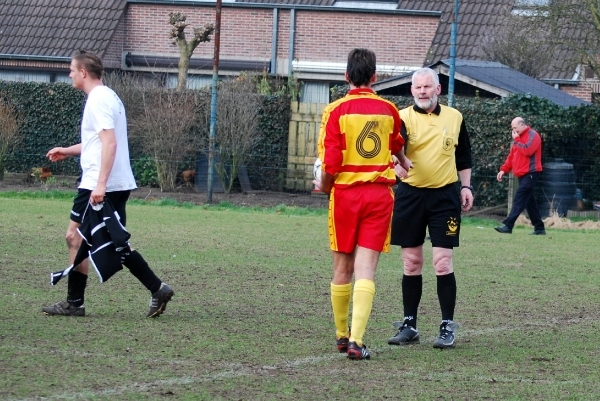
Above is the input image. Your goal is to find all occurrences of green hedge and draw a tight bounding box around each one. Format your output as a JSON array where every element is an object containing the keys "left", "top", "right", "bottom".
[
  {"left": 3, "top": 80, "right": 599, "bottom": 205},
  {"left": 245, "top": 94, "right": 291, "bottom": 191},
  {"left": 334, "top": 85, "right": 600, "bottom": 206},
  {"left": 1, "top": 81, "right": 290, "bottom": 191},
  {"left": 0, "top": 81, "right": 84, "bottom": 175},
  {"left": 457, "top": 94, "right": 600, "bottom": 206}
]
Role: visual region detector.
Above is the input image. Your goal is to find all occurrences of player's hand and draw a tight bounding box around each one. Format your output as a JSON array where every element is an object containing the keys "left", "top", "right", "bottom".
[
  {"left": 46, "top": 147, "right": 69, "bottom": 162},
  {"left": 314, "top": 171, "right": 333, "bottom": 195},
  {"left": 394, "top": 165, "right": 408, "bottom": 179},
  {"left": 496, "top": 171, "right": 504, "bottom": 182},
  {"left": 312, "top": 179, "right": 322, "bottom": 191},
  {"left": 461, "top": 189, "right": 473, "bottom": 212},
  {"left": 90, "top": 185, "right": 107, "bottom": 206},
  {"left": 393, "top": 155, "right": 413, "bottom": 179}
]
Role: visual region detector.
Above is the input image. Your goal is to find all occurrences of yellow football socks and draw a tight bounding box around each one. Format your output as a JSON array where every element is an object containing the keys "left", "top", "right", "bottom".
[
  {"left": 349, "top": 279, "right": 375, "bottom": 347},
  {"left": 330, "top": 282, "right": 352, "bottom": 339}
]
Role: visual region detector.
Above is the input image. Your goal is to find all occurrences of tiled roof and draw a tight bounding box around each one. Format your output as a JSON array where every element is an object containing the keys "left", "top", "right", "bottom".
[
  {"left": 396, "top": 0, "right": 576, "bottom": 81},
  {"left": 446, "top": 59, "right": 587, "bottom": 107},
  {"left": 398, "top": 1, "right": 513, "bottom": 64},
  {"left": 0, "top": 0, "right": 127, "bottom": 59},
  {"left": 372, "top": 59, "right": 588, "bottom": 107},
  {"left": 235, "top": 0, "right": 336, "bottom": 5},
  {"left": 0, "top": 0, "right": 580, "bottom": 81}
]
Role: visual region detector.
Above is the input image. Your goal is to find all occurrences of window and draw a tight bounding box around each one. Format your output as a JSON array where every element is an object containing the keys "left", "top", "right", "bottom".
[
  {"left": 515, "top": 0, "right": 550, "bottom": 5},
  {"left": 334, "top": 1, "right": 397, "bottom": 11},
  {"left": 0, "top": 71, "right": 50, "bottom": 82},
  {"left": 512, "top": 0, "right": 550, "bottom": 16},
  {"left": 54, "top": 74, "right": 71, "bottom": 83},
  {"left": 300, "top": 82, "right": 330, "bottom": 104},
  {"left": 166, "top": 74, "right": 213, "bottom": 90}
]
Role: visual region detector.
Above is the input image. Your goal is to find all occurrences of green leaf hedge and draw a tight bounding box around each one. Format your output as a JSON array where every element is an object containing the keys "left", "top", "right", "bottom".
[
  {"left": 2, "top": 81, "right": 599, "bottom": 206},
  {"left": 0, "top": 81, "right": 290, "bottom": 191},
  {"left": 0, "top": 81, "right": 84, "bottom": 176},
  {"left": 335, "top": 85, "right": 600, "bottom": 206}
]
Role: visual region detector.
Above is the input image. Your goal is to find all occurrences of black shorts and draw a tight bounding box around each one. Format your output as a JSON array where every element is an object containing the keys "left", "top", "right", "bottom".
[
  {"left": 70, "top": 189, "right": 131, "bottom": 225},
  {"left": 390, "top": 182, "right": 461, "bottom": 249}
]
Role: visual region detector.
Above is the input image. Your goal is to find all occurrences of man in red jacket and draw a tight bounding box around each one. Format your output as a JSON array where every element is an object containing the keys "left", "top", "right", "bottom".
[{"left": 495, "top": 117, "right": 546, "bottom": 235}]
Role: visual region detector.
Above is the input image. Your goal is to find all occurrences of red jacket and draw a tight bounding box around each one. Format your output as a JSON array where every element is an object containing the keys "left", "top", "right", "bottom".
[{"left": 499, "top": 127, "right": 543, "bottom": 178}]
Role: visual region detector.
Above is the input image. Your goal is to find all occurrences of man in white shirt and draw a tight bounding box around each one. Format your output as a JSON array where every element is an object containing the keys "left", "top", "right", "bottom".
[{"left": 43, "top": 50, "right": 174, "bottom": 318}]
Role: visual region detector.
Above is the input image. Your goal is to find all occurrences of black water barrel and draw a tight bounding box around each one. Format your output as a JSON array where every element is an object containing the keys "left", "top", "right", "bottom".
[
  {"left": 195, "top": 151, "right": 224, "bottom": 193},
  {"left": 537, "top": 159, "right": 576, "bottom": 217}
]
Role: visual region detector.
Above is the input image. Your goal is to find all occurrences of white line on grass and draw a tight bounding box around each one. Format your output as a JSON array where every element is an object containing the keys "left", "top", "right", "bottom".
[
  {"left": 7, "top": 316, "right": 597, "bottom": 400},
  {"left": 8, "top": 355, "right": 344, "bottom": 401}
]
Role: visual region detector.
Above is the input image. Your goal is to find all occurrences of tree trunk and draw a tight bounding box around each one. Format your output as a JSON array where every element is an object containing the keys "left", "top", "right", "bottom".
[{"left": 177, "top": 46, "right": 191, "bottom": 91}]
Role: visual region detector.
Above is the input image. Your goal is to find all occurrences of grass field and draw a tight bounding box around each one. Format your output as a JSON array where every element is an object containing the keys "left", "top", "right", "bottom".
[{"left": 1, "top": 193, "right": 599, "bottom": 400}]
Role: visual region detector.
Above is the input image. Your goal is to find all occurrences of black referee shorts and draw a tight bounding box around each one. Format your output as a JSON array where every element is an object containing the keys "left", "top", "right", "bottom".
[
  {"left": 390, "top": 182, "right": 461, "bottom": 249},
  {"left": 70, "top": 189, "right": 131, "bottom": 226}
]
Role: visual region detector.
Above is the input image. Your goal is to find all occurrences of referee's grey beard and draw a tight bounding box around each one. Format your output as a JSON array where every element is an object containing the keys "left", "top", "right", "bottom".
[{"left": 414, "top": 94, "right": 437, "bottom": 111}]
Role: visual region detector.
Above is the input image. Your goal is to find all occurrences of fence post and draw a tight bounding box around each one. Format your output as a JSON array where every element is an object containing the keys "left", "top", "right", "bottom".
[{"left": 507, "top": 173, "right": 516, "bottom": 216}]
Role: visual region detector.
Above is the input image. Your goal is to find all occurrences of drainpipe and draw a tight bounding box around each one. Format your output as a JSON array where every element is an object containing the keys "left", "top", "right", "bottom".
[
  {"left": 288, "top": 8, "right": 295, "bottom": 78},
  {"left": 271, "top": 8, "right": 278, "bottom": 75},
  {"left": 207, "top": 0, "right": 222, "bottom": 203},
  {"left": 448, "top": 0, "right": 459, "bottom": 107}
]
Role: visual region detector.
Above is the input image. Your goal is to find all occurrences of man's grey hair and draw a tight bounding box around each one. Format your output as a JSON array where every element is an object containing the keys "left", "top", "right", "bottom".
[{"left": 412, "top": 67, "right": 439, "bottom": 86}]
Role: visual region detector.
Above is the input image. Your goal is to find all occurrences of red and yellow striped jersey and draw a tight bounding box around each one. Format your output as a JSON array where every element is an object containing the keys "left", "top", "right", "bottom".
[{"left": 318, "top": 88, "right": 404, "bottom": 188}]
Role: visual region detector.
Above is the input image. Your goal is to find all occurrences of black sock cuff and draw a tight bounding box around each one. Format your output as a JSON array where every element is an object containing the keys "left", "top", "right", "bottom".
[
  {"left": 402, "top": 274, "right": 423, "bottom": 285},
  {"left": 70, "top": 270, "right": 88, "bottom": 282},
  {"left": 68, "top": 270, "right": 88, "bottom": 290},
  {"left": 402, "top": 274, "right": 423, "bottom": 296},
  {"left": 436, "top": 272, "right": 456, "bottom": 287}
]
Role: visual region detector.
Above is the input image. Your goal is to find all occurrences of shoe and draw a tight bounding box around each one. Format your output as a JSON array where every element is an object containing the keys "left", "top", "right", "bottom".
[
  {"left": 388, "top": 321, "right": 420, "bottom": 345},
  {"left": 336, "top": 336, "right": 349, "bottom": 353},
  {"left": 147, "top": 283, "right": 174, "bottom": 318},
  {"left": 347, "top": 342, "right": 371, "bottom": 360},
  {"left": 494, "top": 225, "right": 512, "bottom": 234},
  {"left": 529, "top": 229, "right": 546, "bottom": 235},
  {"left": 433, "top": 321, "right": 459, "bottom": 349},
  {"left": 336, "top": 327, "right": 351, "bottom": 353},
  {"left": 42, "top": 300, "right": 85, "bottom": 317}
]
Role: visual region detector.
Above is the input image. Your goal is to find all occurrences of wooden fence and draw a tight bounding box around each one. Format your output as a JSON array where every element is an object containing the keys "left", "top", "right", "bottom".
[{"left": 286, "top": 101, "right": 327, "bottom": 191}]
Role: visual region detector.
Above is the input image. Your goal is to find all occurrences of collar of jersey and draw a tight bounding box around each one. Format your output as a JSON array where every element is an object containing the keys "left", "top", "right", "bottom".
[
  {"left": 412, "top": 103, "right": 441, "bottom": 115},
  {"left": 348, "top": 88, "right": 375, "bottom": 96}
]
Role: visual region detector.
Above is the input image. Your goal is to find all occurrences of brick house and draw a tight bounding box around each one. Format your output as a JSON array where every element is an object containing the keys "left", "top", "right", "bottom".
[{"left": 0, "top": 0, "right": 596, "bottom": 103}]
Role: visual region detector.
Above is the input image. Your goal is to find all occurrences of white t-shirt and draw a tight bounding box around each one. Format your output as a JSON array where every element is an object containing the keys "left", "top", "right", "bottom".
[{"left": 79, "top": 85, "right": 137, "bottom": 192}]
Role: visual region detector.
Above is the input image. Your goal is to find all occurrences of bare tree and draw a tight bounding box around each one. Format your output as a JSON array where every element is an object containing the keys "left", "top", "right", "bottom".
[
  {"left": 130, "top": 90, "right": 204, "bottom": 191},
  {"left": 104, "top": 70, "right": 163, "bottom": 121},
  {"left": 202, "top": 75, "right": 262, "bottom": 193},
  {"left": 479, "top": 13, "right": 556, "bottom": 79},
  {"left": 484, "top": 1, "right": 600, "bottom": 80},
  {"left": 169, "top": 12, "right": 214, "bottom": 91},
  {"left": 532, "top": 0, "right": 600, "bottom": 79},
  {"left": 0, "top": 98, "right": 23, "bottom": 181}
]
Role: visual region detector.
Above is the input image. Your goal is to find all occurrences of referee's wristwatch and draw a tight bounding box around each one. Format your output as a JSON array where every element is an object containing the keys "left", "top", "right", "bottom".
[{"left": 460, "top": 185, "right": 473, "bottom": 191}]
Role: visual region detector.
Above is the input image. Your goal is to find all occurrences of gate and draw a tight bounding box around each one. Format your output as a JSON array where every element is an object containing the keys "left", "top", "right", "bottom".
[{"left": 286, "top": 101, "right": 327, "bottom": 191}]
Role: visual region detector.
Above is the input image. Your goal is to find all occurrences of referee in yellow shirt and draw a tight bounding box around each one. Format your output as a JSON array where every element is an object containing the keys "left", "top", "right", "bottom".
[{"left": 388, "top": 67, "right": 473, "bottom": 349}]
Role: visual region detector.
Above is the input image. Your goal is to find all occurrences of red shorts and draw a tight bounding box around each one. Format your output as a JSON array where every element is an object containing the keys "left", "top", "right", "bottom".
[{"left": 328, "top": 184, "right": 394, "bottom": 253}]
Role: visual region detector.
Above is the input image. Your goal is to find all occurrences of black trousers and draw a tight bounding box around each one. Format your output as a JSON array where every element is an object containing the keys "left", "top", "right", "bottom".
[{"left": 503, "top": 172, "right": 545, "bottom": 231}]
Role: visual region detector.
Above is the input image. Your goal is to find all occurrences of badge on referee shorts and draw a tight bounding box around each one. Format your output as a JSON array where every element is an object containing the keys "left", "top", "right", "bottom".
[{"left": 446, "top": 217, "right": 458, "bottom": 236}]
